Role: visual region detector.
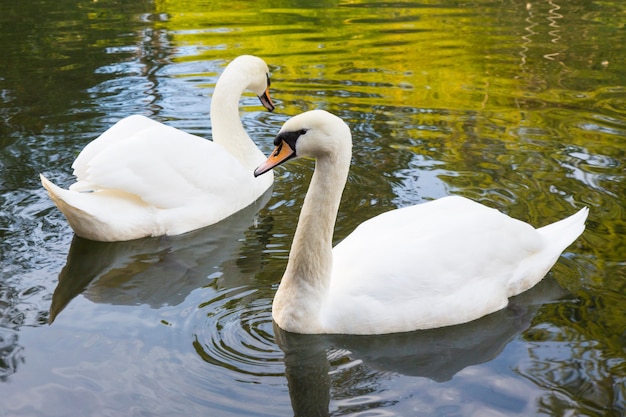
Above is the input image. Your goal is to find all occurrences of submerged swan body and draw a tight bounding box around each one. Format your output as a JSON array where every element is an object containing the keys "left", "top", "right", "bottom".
[
  {"left": 254, "top": 110, "right": 588, "bottom": 335},
  {"left": 41, "top": 55, "right": 275, "bottom": 242}
]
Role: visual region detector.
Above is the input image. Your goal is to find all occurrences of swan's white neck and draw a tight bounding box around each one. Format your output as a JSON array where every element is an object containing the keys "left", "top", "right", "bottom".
[
  {"left": 210, "top": 70, "right": 263, "bottom": 170},
  {"left": 273, "top": 149, "right": 351, "bottom": 333}
]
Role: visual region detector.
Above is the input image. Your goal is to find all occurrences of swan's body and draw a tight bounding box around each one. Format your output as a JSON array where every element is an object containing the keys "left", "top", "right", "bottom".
[
  {"left": 41, "top": 55, "right": 275, "bottom": 242},
  {"left": 254, "top": 110, "right": 588, "bottom": 335}
]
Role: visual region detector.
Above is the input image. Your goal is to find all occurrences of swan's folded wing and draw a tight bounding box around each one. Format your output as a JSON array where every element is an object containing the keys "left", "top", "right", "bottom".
[
  {"left": 69, "top": 122, "right": 248, "bottom": 210},
  {"left": 72, "top": 115, "right": 161, "bottom": 180}
]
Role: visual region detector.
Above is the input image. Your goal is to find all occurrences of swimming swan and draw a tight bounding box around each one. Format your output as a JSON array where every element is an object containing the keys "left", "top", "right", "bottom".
[
  {"left": 254, "top": 110, "right": 588, "bottom": 335},
  {"left": 41, "top": 55, "right": 275, "bottom": 242}
]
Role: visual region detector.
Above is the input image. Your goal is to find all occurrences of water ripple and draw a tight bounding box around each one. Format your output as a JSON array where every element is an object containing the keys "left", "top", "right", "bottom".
[
  {"left": 0, "top": 327, "right": 23, "bottom": 379},
  {"left": 190, "top": 288, "right": 283, "bottom": 380}
]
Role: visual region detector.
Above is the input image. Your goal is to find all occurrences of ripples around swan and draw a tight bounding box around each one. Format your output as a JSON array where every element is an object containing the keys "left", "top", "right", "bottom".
[{"left": 191, "top": 291, "right": 283, "bottom": 380}]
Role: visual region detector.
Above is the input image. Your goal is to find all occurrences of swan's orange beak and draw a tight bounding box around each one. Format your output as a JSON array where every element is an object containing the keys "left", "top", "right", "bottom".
[
  {"left": 258, "top": 87, "right": 275, "bottom": 112},
  {"left": 254, "top": 140, "right": 295, "bottom": 177}
]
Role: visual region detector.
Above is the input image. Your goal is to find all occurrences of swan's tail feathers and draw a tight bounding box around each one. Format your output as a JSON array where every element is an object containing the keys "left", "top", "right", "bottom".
[
  {"left": 40, "top": 173, "right": 96, "bottom": 239},
  {"left": 41, "top": 174, "right": 159, "bottom": 241},
  {"left": 40, "top": 174, "right": 76, "bottom": 209},
  {"left": 537, "top": 206, "right": 589, "bottom": 251},
  {"left": 41, "top": 173, "right": 68, "bottom": 206},
  {"left": 507, "top": 206, "right": 588, "bottom": 298}
]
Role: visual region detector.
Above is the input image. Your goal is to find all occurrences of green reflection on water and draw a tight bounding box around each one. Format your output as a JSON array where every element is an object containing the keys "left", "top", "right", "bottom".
[{"left": 0, "top": 0, "right": 625, "bottom": 416}]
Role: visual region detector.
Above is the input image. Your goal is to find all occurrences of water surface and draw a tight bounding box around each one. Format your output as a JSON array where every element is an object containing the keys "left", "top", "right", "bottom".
[{"left": 1, "top": 0, "right": 625, "bottom": 416}]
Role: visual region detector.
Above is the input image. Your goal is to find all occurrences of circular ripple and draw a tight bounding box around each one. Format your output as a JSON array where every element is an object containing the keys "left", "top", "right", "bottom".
[
  {"left": 190, "top": 286, "right": 284, "bottom": 379},
  {"left": 172, "top": 286, "right": 293, "bottom": 414}
]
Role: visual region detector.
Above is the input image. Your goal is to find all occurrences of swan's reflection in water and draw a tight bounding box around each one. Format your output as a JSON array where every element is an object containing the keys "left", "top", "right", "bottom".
[
  {"left": 49, "top": 190, "right": 272, "bottom": 323},
  {"left": 275, "top": 277, "right": 568, "bottom": 416}
]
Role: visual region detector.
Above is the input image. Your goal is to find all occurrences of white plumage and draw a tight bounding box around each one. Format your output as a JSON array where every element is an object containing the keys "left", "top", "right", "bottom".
[
  {"left": 41, "top": 55, "right": 275, "bottom": 241},
  {"left": 254, "top": 110, "right": 588, "bottom": 335}
]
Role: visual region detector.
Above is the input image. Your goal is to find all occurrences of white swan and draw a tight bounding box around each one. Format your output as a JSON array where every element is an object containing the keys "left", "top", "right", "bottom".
[
  {"left": 40, "top": 55, "right": 275, "bottom": 242},
  {"left": 254, "top": 110, "right": 588, "bottom": 335}
]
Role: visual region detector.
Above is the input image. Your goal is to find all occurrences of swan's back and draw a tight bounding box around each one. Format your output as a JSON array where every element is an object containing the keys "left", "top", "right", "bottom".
[{"left": 326, "top": 196, "right": 588, "bottom": 334}]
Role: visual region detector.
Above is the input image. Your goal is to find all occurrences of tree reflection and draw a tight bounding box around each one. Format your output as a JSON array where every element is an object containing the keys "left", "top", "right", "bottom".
[{"left": 518, "top": 296, "right": 626, "bottom": 416}]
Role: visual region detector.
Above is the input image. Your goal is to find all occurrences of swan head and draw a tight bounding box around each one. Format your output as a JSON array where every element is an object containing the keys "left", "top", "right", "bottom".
[
  {"left": 254, "top": 110, "right": 352, "bottom": 177},
  {"left": 225, "top": 55, "right": 275, "bottom": 111}
]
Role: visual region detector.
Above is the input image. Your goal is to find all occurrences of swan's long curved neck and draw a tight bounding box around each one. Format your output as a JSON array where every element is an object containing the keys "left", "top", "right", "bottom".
[
  {"left": 273, "top": 150, "right": 351, "bottom": 330},
  {"left": 288, "top": 157, "right": 346, "bottom": 284},
  {"left": 210, "top": 72, "right": 261, "bottom": 169}
]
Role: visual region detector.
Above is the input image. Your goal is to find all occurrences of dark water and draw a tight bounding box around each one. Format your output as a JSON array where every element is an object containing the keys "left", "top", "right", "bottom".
[{"left": 1, "top": 0, "right": 625, "bottom": 415}]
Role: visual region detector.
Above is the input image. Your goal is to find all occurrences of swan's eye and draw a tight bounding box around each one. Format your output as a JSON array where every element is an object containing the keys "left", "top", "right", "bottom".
[
  {"left": 266, "top": 74, "right": 271, "bottom": 88},
  {"left": 298, "top": 129, "right": 308, "bottom": 136}
]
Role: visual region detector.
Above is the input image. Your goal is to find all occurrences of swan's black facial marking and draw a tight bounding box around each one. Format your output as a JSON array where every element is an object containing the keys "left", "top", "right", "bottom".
[
  {"left": 274, "top": 129, "right": 308, "bottom": 155},
  {"left": 258, "top": 73, "right": 275, "bottom": 112}
]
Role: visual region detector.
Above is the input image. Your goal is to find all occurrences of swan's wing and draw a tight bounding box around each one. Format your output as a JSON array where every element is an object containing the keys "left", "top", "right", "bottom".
[
  {"left": 69, "top": 116, "right": 250, "bottom": 210},
  {"left": 72, "top": 115, "right": 161, "bottom": 179},
  {"left": 332, "top": 196, "right": 540, "bottom": 286}
]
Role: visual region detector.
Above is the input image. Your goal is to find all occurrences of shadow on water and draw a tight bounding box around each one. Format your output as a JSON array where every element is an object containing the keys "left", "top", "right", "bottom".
[
  {"left": 48, "top": 189, "right": 272, "bottom": 324},
  {"left": 275, "top": 277, "right": 568, "bottom": 416}
]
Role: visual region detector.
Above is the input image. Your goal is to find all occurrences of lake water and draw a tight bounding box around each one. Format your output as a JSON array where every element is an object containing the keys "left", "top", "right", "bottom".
[{"left": 1, "top": 0, "right": 625, "bottom": 416}]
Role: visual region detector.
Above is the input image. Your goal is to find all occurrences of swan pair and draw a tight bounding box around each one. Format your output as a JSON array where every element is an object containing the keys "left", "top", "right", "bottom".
[
  {"left": 41, "top": 55, "right": 275, "bottom": 242},
  {"left": 254, "top": 110, "right": 588, "bottom": 335},
  {"left": 41, "top": 55, "right": 588, "bottom": 335}
]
